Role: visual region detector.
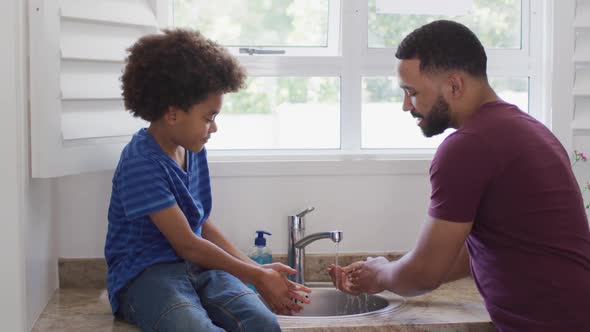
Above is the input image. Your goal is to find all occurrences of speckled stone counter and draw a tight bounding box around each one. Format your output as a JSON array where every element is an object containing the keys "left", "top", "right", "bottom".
[{"left": 32, "top": 278, "right": 494, "bottom": 332}]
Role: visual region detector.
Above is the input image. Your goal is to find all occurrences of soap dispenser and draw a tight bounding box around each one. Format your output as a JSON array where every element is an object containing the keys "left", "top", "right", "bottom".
[
  {"left": 248, "top": 230, "right": 272, "bottom": 265},
  {"left": 246, "top": 231, "right": 272, "bottom": 293}
]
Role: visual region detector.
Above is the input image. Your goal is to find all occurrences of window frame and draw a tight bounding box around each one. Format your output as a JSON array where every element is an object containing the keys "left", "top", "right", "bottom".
[
  {"left": 170, "top": 0, "right": 341, "bottom": 56},
  {"left": 170, "top": 0, "right": 550, "bottom": 169}
]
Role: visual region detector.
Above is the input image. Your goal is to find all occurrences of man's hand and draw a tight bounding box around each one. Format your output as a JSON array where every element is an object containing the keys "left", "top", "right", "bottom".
[
  {"left": 328, "top": 257, "right": 390, "bottom": 295},
  {"left": 345, "top": 256, "right": 390, "bottom": 294},
  {"left": 327, "top": 263, "right": 362, "bottom": 295}
]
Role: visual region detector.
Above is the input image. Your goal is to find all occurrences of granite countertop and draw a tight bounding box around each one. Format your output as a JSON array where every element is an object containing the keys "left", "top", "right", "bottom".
[{"left": 32, "top": 278, "right": 494, "bottom": 332}]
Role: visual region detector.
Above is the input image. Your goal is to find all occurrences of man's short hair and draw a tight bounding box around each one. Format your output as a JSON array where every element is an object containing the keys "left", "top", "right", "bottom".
[{"left": 395, "top": 20, "right": 487, "bottom": 78}]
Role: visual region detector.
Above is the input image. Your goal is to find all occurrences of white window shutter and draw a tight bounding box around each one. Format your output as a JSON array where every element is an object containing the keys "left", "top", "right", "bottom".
[
  {"left": 575, "top": 1, "right": 590, "bottom": 97},
  {"left": 29, "top": 0, "right": 168, "bottom": 178},
  {"left": 572, "top": 0, "right": 590, "bottom": 140}
]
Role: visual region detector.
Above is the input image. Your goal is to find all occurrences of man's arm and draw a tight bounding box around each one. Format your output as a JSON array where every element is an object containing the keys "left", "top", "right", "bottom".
[
  {"left": 347, "top": 216, "right": 472, "bottom": 296},
  {"left": 444, "top": 242, "right": 471, "bottom": 282}
]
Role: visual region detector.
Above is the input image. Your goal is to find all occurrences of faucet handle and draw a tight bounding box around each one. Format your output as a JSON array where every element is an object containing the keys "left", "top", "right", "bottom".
[{"left": 296, "top": 207, "right": 315, "bottom": 218}]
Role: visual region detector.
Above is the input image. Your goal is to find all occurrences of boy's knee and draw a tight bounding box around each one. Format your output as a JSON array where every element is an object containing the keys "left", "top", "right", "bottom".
[{"left": 243, "top": 308, "right": 281, "bottom": 332}]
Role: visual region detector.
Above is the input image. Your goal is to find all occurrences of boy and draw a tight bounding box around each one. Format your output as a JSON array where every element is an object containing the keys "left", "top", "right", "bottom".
[{"left": 105, "top": 29, "right": 310, "bottom": 331}]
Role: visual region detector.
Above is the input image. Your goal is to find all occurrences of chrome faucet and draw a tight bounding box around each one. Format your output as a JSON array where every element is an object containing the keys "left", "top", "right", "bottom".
[{"left": 288, "top": 207, "right": 343, "bottom": 285}]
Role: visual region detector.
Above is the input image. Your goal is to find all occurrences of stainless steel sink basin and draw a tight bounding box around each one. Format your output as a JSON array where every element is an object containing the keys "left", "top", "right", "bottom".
[{"left": 278, "top": 287, "right": 405, "bottom": 318}]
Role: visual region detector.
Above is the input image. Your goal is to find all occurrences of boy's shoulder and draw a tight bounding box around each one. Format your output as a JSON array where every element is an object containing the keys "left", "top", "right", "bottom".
[
  {"left": 126, "top": 128, "right": 168, "bottom": 158},
  {"left": 115, "top": 130, "right": 165, "bottom": 173}
]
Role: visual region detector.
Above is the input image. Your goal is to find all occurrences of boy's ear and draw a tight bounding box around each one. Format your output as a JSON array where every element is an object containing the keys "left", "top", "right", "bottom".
[{"left": 164, "top": 106, "right": 180, "bottom": 125}]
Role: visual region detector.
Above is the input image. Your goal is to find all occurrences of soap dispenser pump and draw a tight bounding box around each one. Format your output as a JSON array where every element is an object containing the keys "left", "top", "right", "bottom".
[{"left": 248, "top": 230, "right": 272, "bottom": 265}]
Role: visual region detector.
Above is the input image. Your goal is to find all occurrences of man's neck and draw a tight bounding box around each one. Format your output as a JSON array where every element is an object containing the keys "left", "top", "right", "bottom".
[{"left": 453, "top": 85, "right": 500, "bottom": 128}]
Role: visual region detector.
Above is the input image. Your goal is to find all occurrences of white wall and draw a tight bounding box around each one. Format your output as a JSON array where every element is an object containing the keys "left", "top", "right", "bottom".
[
  {"left": 24, "top": 178, "right": 57, "bottom": 331},
  {"left": 0, "top": 0, "right": 58, "bottom": 331},
  {"left": 20, "top": 0, "right": 58, "bottom": 325},
  {"left": 57, "top": 168, "right": 432, "bottom": 258},
  {"left": 0, "top": 0, "right": 27, "bottom": 329}
]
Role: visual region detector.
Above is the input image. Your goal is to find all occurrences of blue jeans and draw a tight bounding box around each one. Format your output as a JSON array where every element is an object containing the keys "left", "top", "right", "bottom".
[{"left": 117, "top": 262, "right": 281, "bottom": 332}]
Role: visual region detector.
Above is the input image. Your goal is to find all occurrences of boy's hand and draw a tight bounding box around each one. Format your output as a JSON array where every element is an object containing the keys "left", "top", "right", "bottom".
[
  {"left": 261, "top": 262, "right": 296, "bottom": 275},
  {"left": 262, "top": 263, "right": 312, "bottom": 297},
  {"left": 256, "top": 264, "right": 311, "bottom": 315}
]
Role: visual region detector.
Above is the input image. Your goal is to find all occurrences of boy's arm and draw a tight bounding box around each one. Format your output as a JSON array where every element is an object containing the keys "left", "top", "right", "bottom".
[
  {"left": 201, "top": 219, "right": 258, "bottom": 265},
  {"left": 150, "top": 206, "right": 260, "bottom": 283},
  {"left": 202, "top": 219, "right": 311, "bottom": 295},
  {"left": 149, "top": 204, "right": 309, "bottom": 314}
]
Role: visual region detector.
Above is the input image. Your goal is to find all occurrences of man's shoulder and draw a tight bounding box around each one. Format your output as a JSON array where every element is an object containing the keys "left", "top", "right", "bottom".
[
  {"left": 437, "top": 131, "right": 486, "bottom": 156},
  {"left": 436, "top": 103, "right": 519, "bottom": 158},
  {"left": 431, "top": 130, "right": 496, "bottom": 174},
  {"left": 464, "top": 101, "right": 530, "bottom": 134}
]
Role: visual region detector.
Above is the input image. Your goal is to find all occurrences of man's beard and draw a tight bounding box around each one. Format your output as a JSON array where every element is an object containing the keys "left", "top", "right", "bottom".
[{"left": 412, "top": 96, "right": 451, "bottom": 137}]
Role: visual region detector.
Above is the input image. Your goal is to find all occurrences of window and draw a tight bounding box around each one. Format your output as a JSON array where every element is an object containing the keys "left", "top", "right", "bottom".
[
  {"left": 173, "top": 0, "right": 339, "bottom": 56},
  {"left": 361, "top": 77, "right": 529, "bottom": 149},
  {"left": 209, "top": 77, "right": 341, "bottom": 150},
  {"left": 173, "top": 0, "right": 544, "bottom": 156},
  {"left": 368, "top": 0, "right": 522, "bottom": 49},
  {"left": 27, "top": 0, "right": 548, "bottom": 177},
  {"left": 174, "top": 0, "right": 330, "bottom": 48}
]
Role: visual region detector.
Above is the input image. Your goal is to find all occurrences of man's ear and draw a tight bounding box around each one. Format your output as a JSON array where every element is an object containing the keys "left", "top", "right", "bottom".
[{"left": 447, "top": 73, "right": 465, "bottom": 99}]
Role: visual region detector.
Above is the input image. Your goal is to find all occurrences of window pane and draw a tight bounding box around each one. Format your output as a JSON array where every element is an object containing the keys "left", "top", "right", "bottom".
[
  {"left": 490, "top": 77, "right": 529, "bottom": 113},
  {"left": 174, "top": 0, "right": 329, "bottom": 47},
  {"left": 361, "top": 77, "right": 528, "bottom": 149},
  {"left": 368, "top": 0, "right": 522, "bottom": 49},
  {"left": 208, "top": 77, "right": 340, "bottom": 150}
]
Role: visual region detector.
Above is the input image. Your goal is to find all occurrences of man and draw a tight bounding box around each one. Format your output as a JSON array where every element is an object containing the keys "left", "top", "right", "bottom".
[{"left": 329, "top": 20, "right": 590, "bottom": 331}]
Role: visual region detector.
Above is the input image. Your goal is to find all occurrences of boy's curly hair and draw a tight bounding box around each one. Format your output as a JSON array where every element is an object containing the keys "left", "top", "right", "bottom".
[{"left": 121, "top": 29, "right": 246, "bottom": 122}]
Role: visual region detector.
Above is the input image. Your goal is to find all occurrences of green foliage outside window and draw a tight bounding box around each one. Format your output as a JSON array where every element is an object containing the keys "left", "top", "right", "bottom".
[
  {"left": 174, "top": 0, "right": 524, "bottom": 113},
  {"left": 369, "top": 0, "right": 521, "bottom": 49}
]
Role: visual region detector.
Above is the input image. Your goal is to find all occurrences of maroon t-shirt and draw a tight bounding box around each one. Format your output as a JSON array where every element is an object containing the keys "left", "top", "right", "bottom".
[{"left": 429, "top": 101, "right": 590, "bottom": 331}]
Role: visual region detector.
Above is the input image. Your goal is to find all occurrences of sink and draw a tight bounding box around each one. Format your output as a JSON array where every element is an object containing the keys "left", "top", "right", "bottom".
[{"left": 278, "top": 287, "right": 405, "bottom": 318}]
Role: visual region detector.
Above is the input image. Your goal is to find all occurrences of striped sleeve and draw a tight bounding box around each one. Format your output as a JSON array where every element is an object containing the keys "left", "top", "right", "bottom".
[{"left": 116, "top": 156, "right": 176, "bottom": 219}]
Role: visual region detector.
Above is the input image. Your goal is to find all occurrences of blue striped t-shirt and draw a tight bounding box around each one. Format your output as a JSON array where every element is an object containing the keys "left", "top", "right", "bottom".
[{"left": 104, "top": 128, "right": 212, "bottom": 314}]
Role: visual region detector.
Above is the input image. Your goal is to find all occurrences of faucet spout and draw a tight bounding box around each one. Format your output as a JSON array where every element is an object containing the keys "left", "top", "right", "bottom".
[
  {"left": 287, "top": 207, "right": 343, "bottom": 285},
  {"left": 295, "top": 231, "right": 343, "bottom": 249}
]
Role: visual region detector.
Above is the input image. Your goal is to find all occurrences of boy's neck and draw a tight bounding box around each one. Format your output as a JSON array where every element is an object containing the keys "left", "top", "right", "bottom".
[{"left": 147, "top": 124, "right": 186, "bottom": 167}]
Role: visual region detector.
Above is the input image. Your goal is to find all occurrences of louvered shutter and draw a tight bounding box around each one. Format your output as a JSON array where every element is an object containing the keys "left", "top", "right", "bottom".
[
  {"left": 29, "top": 0, "right": 168, "bottom": 177},
  {"left": 575, "top": 0, "right": 590, "bottom": 126}
]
